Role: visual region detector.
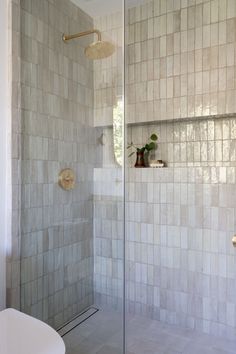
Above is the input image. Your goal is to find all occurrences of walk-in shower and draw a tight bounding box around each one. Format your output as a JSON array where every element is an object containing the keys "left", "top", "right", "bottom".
[{"left": 8, "top": 0, "right": 236, "bottom": 353}]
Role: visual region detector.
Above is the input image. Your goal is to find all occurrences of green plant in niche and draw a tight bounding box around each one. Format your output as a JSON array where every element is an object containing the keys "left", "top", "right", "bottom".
[
  {"left": 127, "top": 133, "right": 158, "bottom": 167},
  {"left": 127, "top": 133, "right": 158, "bottom": 157}
]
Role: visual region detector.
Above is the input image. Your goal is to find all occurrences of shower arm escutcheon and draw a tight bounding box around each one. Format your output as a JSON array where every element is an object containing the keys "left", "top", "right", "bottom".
[
  {"left": 62, "top": 29, "right": 102, "bottom": 42},
  {"left": 232, "top": 235, "right": 236, "bottom": 247}
]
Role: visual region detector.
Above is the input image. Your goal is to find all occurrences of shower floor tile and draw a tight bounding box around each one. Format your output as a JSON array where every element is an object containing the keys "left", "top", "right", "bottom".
[{"left": 63, "top": 309, "right": 236, "bottom": 354}]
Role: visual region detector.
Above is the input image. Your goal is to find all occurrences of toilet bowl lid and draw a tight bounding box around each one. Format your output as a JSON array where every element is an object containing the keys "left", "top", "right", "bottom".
[{"left": 0, "top": 309, "right": 65, "bottom": 354}]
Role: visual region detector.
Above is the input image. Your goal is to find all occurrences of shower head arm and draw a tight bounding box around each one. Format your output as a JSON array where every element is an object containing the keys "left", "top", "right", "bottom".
[{"left": 62, "top": 29, "right": 102, "bottom": 42}]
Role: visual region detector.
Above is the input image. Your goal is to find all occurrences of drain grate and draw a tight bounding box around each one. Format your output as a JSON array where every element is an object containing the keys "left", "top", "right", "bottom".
[{"left": 57, "top": 307, "right": 99, "bottom": 337}]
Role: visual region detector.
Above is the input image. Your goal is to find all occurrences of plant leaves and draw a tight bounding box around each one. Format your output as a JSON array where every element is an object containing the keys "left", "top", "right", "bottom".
[
  {"left": 145, "top": 144, "right": 150, "bottom": 151},
  {"left": 148, "top": 142, "right": 156, "bottom": 150},
  {"left": 128, "top": 152, "right": 135, "bottom": 157},
  {"left": 150, "top": 133, "right": 158, "bottom": 141}
]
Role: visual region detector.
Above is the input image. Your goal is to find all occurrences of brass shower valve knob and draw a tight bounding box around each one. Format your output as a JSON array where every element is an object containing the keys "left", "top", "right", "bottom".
[{"left": 58, "top": 169, "right": 76, "bottom": 191}]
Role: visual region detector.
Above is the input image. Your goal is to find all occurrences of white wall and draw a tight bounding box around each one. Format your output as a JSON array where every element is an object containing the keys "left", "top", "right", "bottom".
[{"left": 0, "top": 0, "right": 10, "bottom": 310}]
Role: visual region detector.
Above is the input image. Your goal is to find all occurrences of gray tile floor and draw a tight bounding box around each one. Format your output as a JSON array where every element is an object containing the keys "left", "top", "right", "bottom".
[{"left": 63, "top": 309, "right": 236, "bottom": 354}]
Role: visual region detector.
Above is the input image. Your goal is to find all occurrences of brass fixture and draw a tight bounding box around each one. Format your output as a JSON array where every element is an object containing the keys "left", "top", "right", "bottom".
[
  {"left": 232, "top": 235, "right": 236, "bottom": 247},
  {"left": 58, "top": 169, "right": 76, "bottom": 191},
  {"left": 62, "top": 29, "right": 115, "bottom": 60},
  {"left": 63, "top": 29, "right": 102, "bottom": 42}
]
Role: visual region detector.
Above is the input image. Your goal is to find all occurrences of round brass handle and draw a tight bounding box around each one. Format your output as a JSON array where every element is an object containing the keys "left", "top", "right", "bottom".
[
  {"left": 232, "top": 236, "right": 236, "bottom": 247},
  {"left": 58, "top": 169, "right": 76, "bottom": 191}
]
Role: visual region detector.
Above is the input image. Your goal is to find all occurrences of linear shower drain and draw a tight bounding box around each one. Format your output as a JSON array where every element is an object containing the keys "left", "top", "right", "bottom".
[{"left": 57, "top": 307, "right": 99, "bottom": 337}]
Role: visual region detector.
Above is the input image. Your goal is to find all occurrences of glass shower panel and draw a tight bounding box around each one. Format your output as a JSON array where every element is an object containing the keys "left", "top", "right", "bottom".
[
  {"left": 20, "top": 0, "right": 125, "bottom": 353},
  {"left": 125, "top": 0, "right": 236, "bottom": 353}
]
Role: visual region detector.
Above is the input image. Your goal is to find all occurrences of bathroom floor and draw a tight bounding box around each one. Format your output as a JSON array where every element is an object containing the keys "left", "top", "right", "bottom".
[{"left": 63, "top": 309, "right": 236, "bottom": 354}]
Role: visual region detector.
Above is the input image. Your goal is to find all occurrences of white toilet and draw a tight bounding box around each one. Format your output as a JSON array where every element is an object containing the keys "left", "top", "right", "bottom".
[{"left": 0, "top": 308, "right": 65, "bottom": 354}]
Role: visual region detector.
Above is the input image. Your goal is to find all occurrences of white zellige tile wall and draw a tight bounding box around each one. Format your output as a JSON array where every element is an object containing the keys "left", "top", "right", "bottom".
[
  {"left": 93, "top": 11, "right": 123, "bottom": 127},
  {"left": 94, "top": 0, "right": 236, "bottom": 127},
  {"left": 9, "top": 0, "right": 101, "bottom": 329},
  {"left": 94, "top": 119, "right": 236, "bottom": 339},
  {"left": 127, "top": 0, "right": 236, "bottom": 124},
  {"left": 93, "top": 0, "right": 236, "bottom": 340}
]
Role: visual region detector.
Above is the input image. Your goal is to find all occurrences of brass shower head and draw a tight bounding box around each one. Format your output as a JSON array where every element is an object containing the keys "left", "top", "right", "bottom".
[{"left": 62, "top": 29, "right": 115, "bottom": 60}]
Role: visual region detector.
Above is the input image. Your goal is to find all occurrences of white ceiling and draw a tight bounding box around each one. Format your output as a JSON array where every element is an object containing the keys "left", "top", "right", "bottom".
[{"left": 71, "top": 0, "right": 144, "bottom": 18}]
